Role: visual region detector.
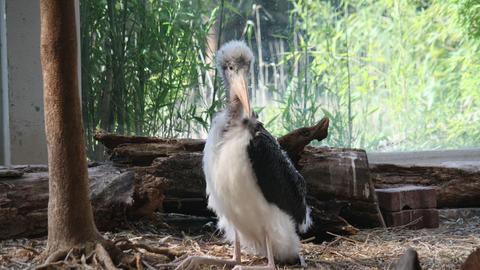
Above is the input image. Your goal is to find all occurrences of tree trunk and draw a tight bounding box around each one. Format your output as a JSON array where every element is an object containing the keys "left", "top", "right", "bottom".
[{"left": 40, "top": 0, "right": 102, "bottom": 255}]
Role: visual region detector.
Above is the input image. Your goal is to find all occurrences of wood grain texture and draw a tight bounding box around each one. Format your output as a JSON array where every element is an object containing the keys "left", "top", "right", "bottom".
[
  {"left": 0, "top": 165, "right": 167, "bottom": 240},
  {"left": 371, "top": 163, "right": 480, "bottom": 208}
]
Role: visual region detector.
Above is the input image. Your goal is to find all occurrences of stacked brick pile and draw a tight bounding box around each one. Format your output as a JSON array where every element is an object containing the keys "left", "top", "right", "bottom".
[{"left": 376, "top": 186, "right": 439, "bottom": 229}]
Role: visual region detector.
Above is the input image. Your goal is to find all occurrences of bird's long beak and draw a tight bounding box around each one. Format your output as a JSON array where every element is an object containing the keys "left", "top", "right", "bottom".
[
  {"left": 238, "top": 77, "right": 251, "bottom": 116},
  {"left": 230, "top": 75, "right": 251, "bottom": 116}
]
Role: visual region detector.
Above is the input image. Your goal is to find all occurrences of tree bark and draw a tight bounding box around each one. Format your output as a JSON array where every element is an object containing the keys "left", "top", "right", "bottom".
[
  {"left": 5, "top": 147, "right": 479, "bottom": 240},
  {"left": 40, "top": 0, "right": 103, "bottom": 255},
  {"left": 0, "top": 162, "right": 357, "bottom": 242},
  {"left": 371, "top": 163, "right": 480, "bottom": 208},
  {"left": 1, "top": 118, "right": 373, "bottom": 241},
  {"left": 94, "top": 125, "right": 384, "bottom": 232},
  {"left": 277, "top": 117, "right": 329, "bottom": 164},
  {"left": 0, "top": 164, "right": 170, "bottom": 240},
  {"left": 93, "top": 118, "right": 328, "bottom": 166}
]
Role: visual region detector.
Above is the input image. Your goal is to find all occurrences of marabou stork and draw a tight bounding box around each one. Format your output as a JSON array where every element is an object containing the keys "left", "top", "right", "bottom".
[{"left": 176, "top": 40, "right": 311, "bottom": 270}]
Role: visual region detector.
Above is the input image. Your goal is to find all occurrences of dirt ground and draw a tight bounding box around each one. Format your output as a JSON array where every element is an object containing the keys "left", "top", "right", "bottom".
[{"left": 1, "top": 213, "right": 479, "bottom": 269}]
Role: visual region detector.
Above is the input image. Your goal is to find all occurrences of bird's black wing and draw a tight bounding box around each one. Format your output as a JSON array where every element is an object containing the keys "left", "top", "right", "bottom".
[{"left": 247, "top": 122, "right": 307, "bottom": 225}]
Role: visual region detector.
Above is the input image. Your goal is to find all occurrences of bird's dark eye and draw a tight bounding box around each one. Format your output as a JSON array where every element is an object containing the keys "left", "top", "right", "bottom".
[{"left": 228, "top": 66, "right": 233, "bottom": 71}]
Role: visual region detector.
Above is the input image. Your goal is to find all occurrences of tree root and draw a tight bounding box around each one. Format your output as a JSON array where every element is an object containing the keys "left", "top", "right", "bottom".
[
  {"left": 35, "top": 239, "right": 124, "bottom": 270},
  {"left": 96, "top": 243, "right": 118, "bottom": 270},
  {"left": 135, "top": 253, "right": 144, "bottom": 270},
  {"left": 116, "top": 239, "right": 184, "bottom": 260},
  {"left": 43, "top": 249, "right": 69, "bottom": 264},
  {"left": 34, "top": 238, "right": 183, "bottom": 269}
]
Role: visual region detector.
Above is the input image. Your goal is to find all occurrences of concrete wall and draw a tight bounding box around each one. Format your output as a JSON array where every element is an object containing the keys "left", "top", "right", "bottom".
[
  {"left": 0, "top": 0, "right": 81, "bottom": 165},
  {"left": 368, "top": 148, "right": 480, "bottom": 170},
  {"left": 0, "top": 1, "right": 5, "bottom": 165},
  {"left": 4, "top": 0, "right": 47, "bottom": 165}
]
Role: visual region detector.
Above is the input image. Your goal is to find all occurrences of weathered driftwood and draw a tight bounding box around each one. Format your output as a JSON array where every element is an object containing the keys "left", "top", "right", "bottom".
[
  {"left": 1, "top": 119, "right": 385, "bottom": 241},
  {"left": 93, "top": 117, "right": 329, "bottom": 166},
  {"left": 0, "top": 164, "right": 168, "bottom": 240},
  {"left": 277, "top": 117, "right": 329, "bottom": 164},
  {"left": 299, "top": 147, "right": 385, "bottom": 228},
  {"left": 130, "top": 152, "right": 363, "bottom": 242},
  {"left": 370, "top": 163, "right": 480, "bottom": 208},
  {"left": 94, "top": 120, "right": 384, "bottom": 237},
  {"left": 116, "top": 140, "right": 383, "bottom": 229}
]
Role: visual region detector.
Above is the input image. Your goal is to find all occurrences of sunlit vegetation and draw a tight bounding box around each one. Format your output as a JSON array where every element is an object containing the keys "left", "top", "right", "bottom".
[
  {"left": 80, "top": 0, "right": 217, "bottom": 158},
  {"left": 80, "top": 0, "right": 480, "bottom": 159}
]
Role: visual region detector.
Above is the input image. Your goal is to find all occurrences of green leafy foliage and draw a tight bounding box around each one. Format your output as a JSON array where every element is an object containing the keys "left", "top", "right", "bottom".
[
  {"left": 80, "top": 0, "right": 216, "bottom": 158},
  {"left": 81, "top": 0, "right": 480, "bottom": 159},
  {"left": 262, "top": 0, "right": 480, "bottom": 151},
  {"left": 456, "top": 0, "right": 480, "bottom": 40}
]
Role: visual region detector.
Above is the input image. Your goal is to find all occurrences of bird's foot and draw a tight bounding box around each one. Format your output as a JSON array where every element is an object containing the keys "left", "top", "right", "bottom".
[
  {"left": 174, "top": 256, "right": 239, "bottom": 270},
  {"left": 299, "top": 255, "right": 307, "bottom": 268}
]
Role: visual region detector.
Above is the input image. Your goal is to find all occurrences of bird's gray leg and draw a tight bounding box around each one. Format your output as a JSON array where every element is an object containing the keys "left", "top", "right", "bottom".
[
  {"left": 232, "top": 234, "right": 276, "bottom": 270},
  {"left": 174, "top": 231, "right": 242, "bottom": 270},
  {"left": 234, "top": 230, "right": 242, "bottom": 263},
  {"left": 265, "top": 234, "right": 275, "bottom": 267}
]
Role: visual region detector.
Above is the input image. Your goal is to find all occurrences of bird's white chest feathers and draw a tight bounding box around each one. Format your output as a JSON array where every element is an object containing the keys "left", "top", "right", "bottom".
[
  {"left": 204, "top": 111, "right": 264, "bottom": 221},
  {"left": 203, "top": 111, "right": 300, "bottom": 261}
]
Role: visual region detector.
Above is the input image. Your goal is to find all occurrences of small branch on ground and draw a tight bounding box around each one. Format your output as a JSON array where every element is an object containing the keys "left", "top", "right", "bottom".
[{"left": 116, "top": 240, "right": 184, "bottom": 260}]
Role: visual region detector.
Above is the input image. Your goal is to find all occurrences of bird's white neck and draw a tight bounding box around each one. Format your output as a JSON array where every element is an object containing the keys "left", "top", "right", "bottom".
[{"left": 228, "top": 97, "right": 245, "bottom": 120}]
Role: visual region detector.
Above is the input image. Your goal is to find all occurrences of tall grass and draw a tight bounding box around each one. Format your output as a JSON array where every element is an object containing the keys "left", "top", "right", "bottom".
[
  {"left": 81, "top": 0, "right": 480, "bottom": 159},
  {"left": 248, "top": 0, "right": 480, "bottom": 151},
  {"left": 80, "top": 0, "right": 217, "bottom": 158}
]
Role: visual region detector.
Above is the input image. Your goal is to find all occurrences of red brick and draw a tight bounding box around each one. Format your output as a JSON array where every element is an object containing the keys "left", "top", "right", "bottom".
[
  {"left": 375, "top": 186, "right": 437, "bottom": 211},
  {"left": 382, "top": 209, "right": 439, "bottom": 229}
]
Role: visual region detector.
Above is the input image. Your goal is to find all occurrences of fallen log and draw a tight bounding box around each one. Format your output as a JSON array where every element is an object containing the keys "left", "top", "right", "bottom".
[
  {"left": 113, "top": 138, "right": 383, "bottom": 227},
  {"left": 0, "top": 164, "right": 168, "bottom": 240},
  {"left": 370, "top": 163, "right": 480, "bottom": 208},
  {"left": 299, "top": 147, "right": 385, "bottom": 228},
  {"left": 1, "top": 119, "right": 384, "bottom": 241},
  {"left": 140, "top": 153, "right": 362, "bottom": 242},
  {"left": 0, "top": 153, "right": 361, "bottom": 242},
  {"left": 93, "top": 118, "right": 329, "bottom": 167},
  {"left": 93, "top": 131, "right": 204, "bottom": 151},
  {"left": 95, "top": 120, "right": 384, "bottom": 232}
]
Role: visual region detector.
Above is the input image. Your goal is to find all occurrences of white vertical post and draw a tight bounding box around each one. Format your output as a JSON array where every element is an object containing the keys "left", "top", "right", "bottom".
[
  {"left": 5, "top": 0, "right": 47, "bottom": 165},
  {"left": 0, "top": 0, "right": 10, "bottom": 165},
  {"left": 0, "top": 0, "right": 81, "bottom": 165},
  {"left": 75, "top": 0, "right": 81, "bottom": 102}
]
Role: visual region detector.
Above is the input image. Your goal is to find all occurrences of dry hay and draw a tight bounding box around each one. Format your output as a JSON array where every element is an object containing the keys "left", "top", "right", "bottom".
[
  {"left": 303, "top": 215, "right": 480, "bottom": 269},
  {"left": 1, "top": 215, "right": 479, "bottom": 269}
]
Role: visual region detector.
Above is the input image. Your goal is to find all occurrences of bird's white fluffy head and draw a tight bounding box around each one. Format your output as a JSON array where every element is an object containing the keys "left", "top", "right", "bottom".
[{"left": 216, "top": 40, "right": 254, "bottom": 75}]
